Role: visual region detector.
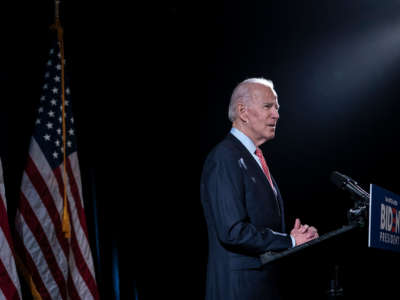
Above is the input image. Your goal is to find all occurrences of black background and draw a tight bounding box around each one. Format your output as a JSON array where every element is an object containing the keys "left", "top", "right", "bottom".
[{"left": 1, "top": 1, "right": 400, "bottom": 299}]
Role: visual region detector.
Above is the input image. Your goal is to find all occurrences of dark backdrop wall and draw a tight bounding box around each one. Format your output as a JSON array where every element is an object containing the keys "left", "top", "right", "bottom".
[{"left": 1, "top": 1, "right": 400, "bottom": 299}]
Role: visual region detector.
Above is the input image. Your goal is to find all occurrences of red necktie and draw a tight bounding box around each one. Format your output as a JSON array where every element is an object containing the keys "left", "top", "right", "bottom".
[{"left": 255, "top": 148, "right": 276, "bottom": 192}]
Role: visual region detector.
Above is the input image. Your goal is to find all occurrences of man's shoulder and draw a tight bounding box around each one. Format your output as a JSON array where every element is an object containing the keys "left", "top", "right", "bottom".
[
  {"left": 201, "top": 135, "right": 245, "bottom": 182},
  {"left": 204, "top": 134, "right": 248, "bottom": 168},
  {"left": 209, "top": 134, "right": 243, "bottom": 156}
]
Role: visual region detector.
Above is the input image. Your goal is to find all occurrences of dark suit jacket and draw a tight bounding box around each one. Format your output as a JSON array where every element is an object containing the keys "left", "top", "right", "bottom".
[{"left": 200, "top": 133, "right": 292, "bottom": 300}]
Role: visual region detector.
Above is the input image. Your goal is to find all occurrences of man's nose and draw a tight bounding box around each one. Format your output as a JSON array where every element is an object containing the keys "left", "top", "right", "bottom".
[{"left": 272, "top": 108, "right": 279, "bottom": 119}]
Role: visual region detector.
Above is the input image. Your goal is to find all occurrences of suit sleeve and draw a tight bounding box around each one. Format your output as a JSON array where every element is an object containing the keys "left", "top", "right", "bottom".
[{"left": 201, "top": 150, "right": 292, "bottom": 255}]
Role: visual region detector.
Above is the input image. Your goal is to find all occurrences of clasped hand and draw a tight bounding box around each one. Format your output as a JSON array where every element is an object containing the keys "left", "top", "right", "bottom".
[{"left": 290, "top": 218, "right": 319, "bottom": 246}]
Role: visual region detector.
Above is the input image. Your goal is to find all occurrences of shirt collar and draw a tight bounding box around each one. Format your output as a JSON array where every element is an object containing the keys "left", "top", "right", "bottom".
[{"left": 230, "top": 127, "right": 257, "bottom": 155}]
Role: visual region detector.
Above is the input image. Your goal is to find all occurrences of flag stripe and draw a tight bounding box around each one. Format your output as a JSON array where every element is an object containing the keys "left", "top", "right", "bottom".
[
  {"left": 0, "top": 159, "right": 22, "bottom": 300},
  {"left": 19, "top": 193, "right": 67, "bottom": 299},
  {"left": 66, "top": 156, "right": 96, "bottom": 273},
  {"left": 53, "top": 162, "right": 89, "bottom": 243},
  {"left": 0, "top": 237, "right": 20, "bottom": 299},
  {"left": 70, "top": 219, "right": 99, "bottom": 299},
  {"left": 14, "top": 217, "right": 53, "bottom": 300},
  {"left": 27, "top": 138, "right": 64, "bottom": 215},
  {"left": 54, "top": 158, "right": 98, "bottom": 291},
  {"left": 66, "top": 157, "right": 89, "bottom": 238},
  {"left": 20, "top": 170, "right": 69, "bottom": 276},
  {"left": 0, "top": 228, "right": 21, "bottom": 292},
  {"left": 63, "top": 156, "right": 98, "bottom": 298},
  {"left": 67, "top": 271, "right": 80, "bottom": 300},
  {"left": 24, "top": 158, "right": 70, "bottom": 256},
  {"left": 0, "top": 197, "right": 16, "bottom": 255},
  {"left": 68, "top": 244, "right": 93, "bottom": 300},
  {"left": 28, "top": 140, "right": 97, "bottom": 299}
]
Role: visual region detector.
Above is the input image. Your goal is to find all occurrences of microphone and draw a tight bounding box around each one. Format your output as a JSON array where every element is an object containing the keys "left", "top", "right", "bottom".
[{"left": 330, "top": 171, "right": 370, "bottom": 202}]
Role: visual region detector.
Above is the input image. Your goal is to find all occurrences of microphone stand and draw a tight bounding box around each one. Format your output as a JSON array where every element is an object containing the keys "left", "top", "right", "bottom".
[{"left": 345, "top": 182, "right": 369, "bottom": 228}]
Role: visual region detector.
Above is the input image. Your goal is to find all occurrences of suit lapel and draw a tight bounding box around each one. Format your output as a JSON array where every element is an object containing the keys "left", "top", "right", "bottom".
[
  {"left": 227, "top": 134, "right": 276, "bottom": 196},
  {"left": 227, "top": 134, "right": 286, "bottom": 225}
]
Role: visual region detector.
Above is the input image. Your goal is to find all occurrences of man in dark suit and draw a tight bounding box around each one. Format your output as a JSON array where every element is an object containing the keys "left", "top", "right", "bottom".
[{"left": 200, "top": 78, "right": 319, "bottom": 300}]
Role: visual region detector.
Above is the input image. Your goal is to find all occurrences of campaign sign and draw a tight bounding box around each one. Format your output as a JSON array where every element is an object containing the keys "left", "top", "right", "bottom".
[{"left": 369, "top": 184, "right": 400, "bottom": 252}]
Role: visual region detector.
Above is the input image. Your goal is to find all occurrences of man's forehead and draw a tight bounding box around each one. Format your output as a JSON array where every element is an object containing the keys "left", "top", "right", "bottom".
[{"left": 250, "top": 83, "right": 278, "bottom": 101}]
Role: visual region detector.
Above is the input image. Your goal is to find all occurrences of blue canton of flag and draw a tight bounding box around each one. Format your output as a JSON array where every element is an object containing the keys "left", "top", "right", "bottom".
[{"left": 35, "top": 43, "right": 77, "bottom": 170}]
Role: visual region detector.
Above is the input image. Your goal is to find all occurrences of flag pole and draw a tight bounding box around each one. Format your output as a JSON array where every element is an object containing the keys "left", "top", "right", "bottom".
[
  {"left": 51, "top": 0, "right": 71, "bottom": 239},
  {"left": 54, "top": 0, "right": 60, "bottom": 24}
]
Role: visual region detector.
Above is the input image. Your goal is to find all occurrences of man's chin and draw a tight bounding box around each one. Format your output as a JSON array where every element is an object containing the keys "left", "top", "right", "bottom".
[{"left": 265, "top": 134, "right": 275, "bottom": 142}]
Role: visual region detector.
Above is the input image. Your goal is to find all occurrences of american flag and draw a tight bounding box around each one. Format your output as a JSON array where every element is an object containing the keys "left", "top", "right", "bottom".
[
  {"left": 14, "top": 32, "right": 100, "bottom": 299},
  {"left": 0, "top": 158, "right": 22, "bottom": 299}
]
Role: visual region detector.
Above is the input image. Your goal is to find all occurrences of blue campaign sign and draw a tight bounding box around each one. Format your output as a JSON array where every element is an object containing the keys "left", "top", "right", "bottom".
[{"left": 369, "top": 184, "right": 400, "bottom": 252}]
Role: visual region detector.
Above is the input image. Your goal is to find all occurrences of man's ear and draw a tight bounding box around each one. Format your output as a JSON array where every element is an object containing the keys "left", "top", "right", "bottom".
[{"left": 237, "top": 102, "right": 248, "bottom": 123}]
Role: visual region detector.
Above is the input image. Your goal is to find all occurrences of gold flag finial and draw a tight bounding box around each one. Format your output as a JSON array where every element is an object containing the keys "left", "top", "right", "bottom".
[
  {"left": 54, "top": 0, "right": 60, "bottom": 23},
  {"left": 50, "top": 0, "right": 62, "bottom": 33}
]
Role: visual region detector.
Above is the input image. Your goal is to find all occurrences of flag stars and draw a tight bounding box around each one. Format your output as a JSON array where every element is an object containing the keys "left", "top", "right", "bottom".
[
  {"left": 35, "top": 44, "right": 77, "bottom": 160},
  {"left": 60, "top": 102, "right": 69, "bottom": 109}
]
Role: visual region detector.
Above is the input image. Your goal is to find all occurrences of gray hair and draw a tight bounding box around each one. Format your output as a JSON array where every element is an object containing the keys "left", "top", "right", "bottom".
[{"left": 228, "top": 78, "right": 275, "bottom": 122}]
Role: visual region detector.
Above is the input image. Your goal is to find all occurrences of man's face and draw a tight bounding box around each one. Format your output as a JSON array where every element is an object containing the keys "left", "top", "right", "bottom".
[{"left": 245, "top": 84, "right": 280, "bottom": 146}]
